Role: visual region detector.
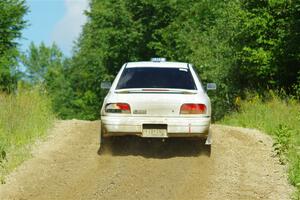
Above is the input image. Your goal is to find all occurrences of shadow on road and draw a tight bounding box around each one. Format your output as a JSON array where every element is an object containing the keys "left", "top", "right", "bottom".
[{"left": 97, "top": 136, "right": 211, "bottom": 158}]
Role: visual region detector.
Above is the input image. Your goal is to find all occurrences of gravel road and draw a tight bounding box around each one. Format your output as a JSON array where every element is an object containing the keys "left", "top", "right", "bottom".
[{"left": 0, "top": 120, "right": 294, "bottom": 200}]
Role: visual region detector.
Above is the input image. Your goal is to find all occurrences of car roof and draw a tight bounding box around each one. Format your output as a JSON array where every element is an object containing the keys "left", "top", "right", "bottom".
[{"left": 126, "top": 61, "right": 189, "bottom": 69}]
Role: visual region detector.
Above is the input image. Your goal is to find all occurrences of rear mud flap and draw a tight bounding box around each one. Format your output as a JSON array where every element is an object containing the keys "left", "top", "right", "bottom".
[{"left": 205, "top": 129, "right": 212, "bottom": 145}]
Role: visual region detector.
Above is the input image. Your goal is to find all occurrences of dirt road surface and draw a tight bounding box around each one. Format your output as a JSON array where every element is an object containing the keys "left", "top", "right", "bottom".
[{"left": 0, "top": 120, "right": 294, "bottom": 200}]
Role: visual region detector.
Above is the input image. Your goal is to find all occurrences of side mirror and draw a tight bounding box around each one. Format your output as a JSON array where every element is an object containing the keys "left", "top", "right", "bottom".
[
  {"left": 206, "top": 83, "right": 217, "bottom": 90},
  {"left": 101, "top": 81, "right": 111, "bottom": 89}
]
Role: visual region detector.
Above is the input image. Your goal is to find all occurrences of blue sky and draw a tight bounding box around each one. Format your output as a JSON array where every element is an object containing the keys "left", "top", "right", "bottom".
[{"left": 20, "top": 0, "right": 89, "bottom": 57}]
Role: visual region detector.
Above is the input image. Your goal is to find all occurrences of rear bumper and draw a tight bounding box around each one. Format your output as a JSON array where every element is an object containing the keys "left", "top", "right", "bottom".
[{"left": 101, "top": 116, "right": 211, "bottom": 138}]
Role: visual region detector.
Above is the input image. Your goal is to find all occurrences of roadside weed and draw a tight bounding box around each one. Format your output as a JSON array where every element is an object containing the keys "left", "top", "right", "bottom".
[
  {"left": 0, "top": 88, "right": 54, "bottom": 183},
  {"left": 273, "top": 124, "right": 293, "bottom": 164},
  {"left": 221, "top": 92, "right": 300, "bottom": 197}
]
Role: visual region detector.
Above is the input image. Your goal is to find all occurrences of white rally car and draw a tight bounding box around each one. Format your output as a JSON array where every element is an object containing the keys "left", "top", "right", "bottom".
[{"left": 100, "top": 58, "right": 216, "bottom": 146}]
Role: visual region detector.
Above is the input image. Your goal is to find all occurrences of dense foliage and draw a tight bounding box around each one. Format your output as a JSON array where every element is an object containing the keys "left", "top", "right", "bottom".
[
  {"left": 56, "top": 0, "right": 299, "bottom": 120},
  {"left": 20, "top": 42, "right": 73, "bottom": 118},
  {"left": 0, "top": 0, "right": 27, "bottom": 92},
  {"left": 1, "top": 0, "right": 299, "bottom": 120}
]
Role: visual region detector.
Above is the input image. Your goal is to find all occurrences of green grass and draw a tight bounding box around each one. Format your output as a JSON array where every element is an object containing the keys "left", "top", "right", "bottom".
[
  {"left": 220, "top": 92, "right": 300, "bottom": 199},
  {"left": 0, "top": 87, "right": 54, "bottom": 183}
]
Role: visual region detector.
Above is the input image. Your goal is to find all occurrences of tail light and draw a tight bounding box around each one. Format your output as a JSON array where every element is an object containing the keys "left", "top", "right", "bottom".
[
  {"left": 105, "top": 103, "right": 131, "bottom": 114},
  {"left": 180, "top": 103, "right": 207, "bottom": 114}
]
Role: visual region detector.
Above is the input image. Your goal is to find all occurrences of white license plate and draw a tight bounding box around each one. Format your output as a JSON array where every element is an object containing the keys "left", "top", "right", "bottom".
[{"left": 142, "top": 129, "right": 168, "bottom": 138}]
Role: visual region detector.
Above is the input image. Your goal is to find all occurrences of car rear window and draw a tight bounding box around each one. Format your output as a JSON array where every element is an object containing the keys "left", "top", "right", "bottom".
[{"left": 116, "top": 67, "right": 197, "bottom": 90}]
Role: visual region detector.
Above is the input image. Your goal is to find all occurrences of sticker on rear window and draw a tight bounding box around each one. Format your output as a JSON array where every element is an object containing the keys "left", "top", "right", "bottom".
[{"left": 179, "top": 68, "right": 188, "bottom": 72}]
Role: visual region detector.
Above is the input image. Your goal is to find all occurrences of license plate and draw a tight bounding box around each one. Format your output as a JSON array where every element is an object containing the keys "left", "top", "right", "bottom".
[{"left": 142, "top": 128, "right": 168, "bottom": 138}]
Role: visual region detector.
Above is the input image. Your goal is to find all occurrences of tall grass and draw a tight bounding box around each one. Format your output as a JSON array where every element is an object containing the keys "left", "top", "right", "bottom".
[
  {"left": 0, "top": 88, "right": 54, "bottom": 183},
  {"left": 221, "top": 92, "right": 300, "bottom": 199}
]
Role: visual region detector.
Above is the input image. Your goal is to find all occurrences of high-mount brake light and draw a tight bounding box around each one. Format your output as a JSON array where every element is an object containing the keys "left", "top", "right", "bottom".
[
  {"left": 105, "top": 103, "right": 131, "bottom": 114},
  {"left": 180, "top": 103, "right": 207, "bottom": 114}
]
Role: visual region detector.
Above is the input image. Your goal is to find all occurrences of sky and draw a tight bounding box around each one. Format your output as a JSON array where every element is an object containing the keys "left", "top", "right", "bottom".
[{"left": 20, "top": 0, "right": 89, "bottom": 57}]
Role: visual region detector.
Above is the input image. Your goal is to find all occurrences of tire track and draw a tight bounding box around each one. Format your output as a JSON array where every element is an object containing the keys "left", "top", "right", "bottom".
[{"left": 0, "top": 120, "right": 294, "bottom": 200}]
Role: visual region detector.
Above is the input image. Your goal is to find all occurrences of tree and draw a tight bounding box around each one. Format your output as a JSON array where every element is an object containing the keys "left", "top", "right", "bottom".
[
  {"left": 232, "top": 0, "right": 300, "bottom": 92},
  {"left": 149, "top": 0, "right": 243, "bottom": 119},
  {"left": 21, "top": 42, "right": 72, "bottom": 117},
  {"left": 21, "top": 42, "right": 64, "bottom": 84},
  {"left": 64, "top": 0, "right": 300, "bottom": 120},
  {"left": 67, "top": 0, "right": 242, "bottom": 119},
  {"left": 0, "top": 0, "right": 27, "bottom": 92},
  {"left": 67, "top": 0, "right": 143, "bottom": 119}
]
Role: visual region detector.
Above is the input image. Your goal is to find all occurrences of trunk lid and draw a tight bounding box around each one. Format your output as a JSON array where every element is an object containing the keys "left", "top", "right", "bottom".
[{"left": 110, "top": 89, "right": 208, "bottom": 117}]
